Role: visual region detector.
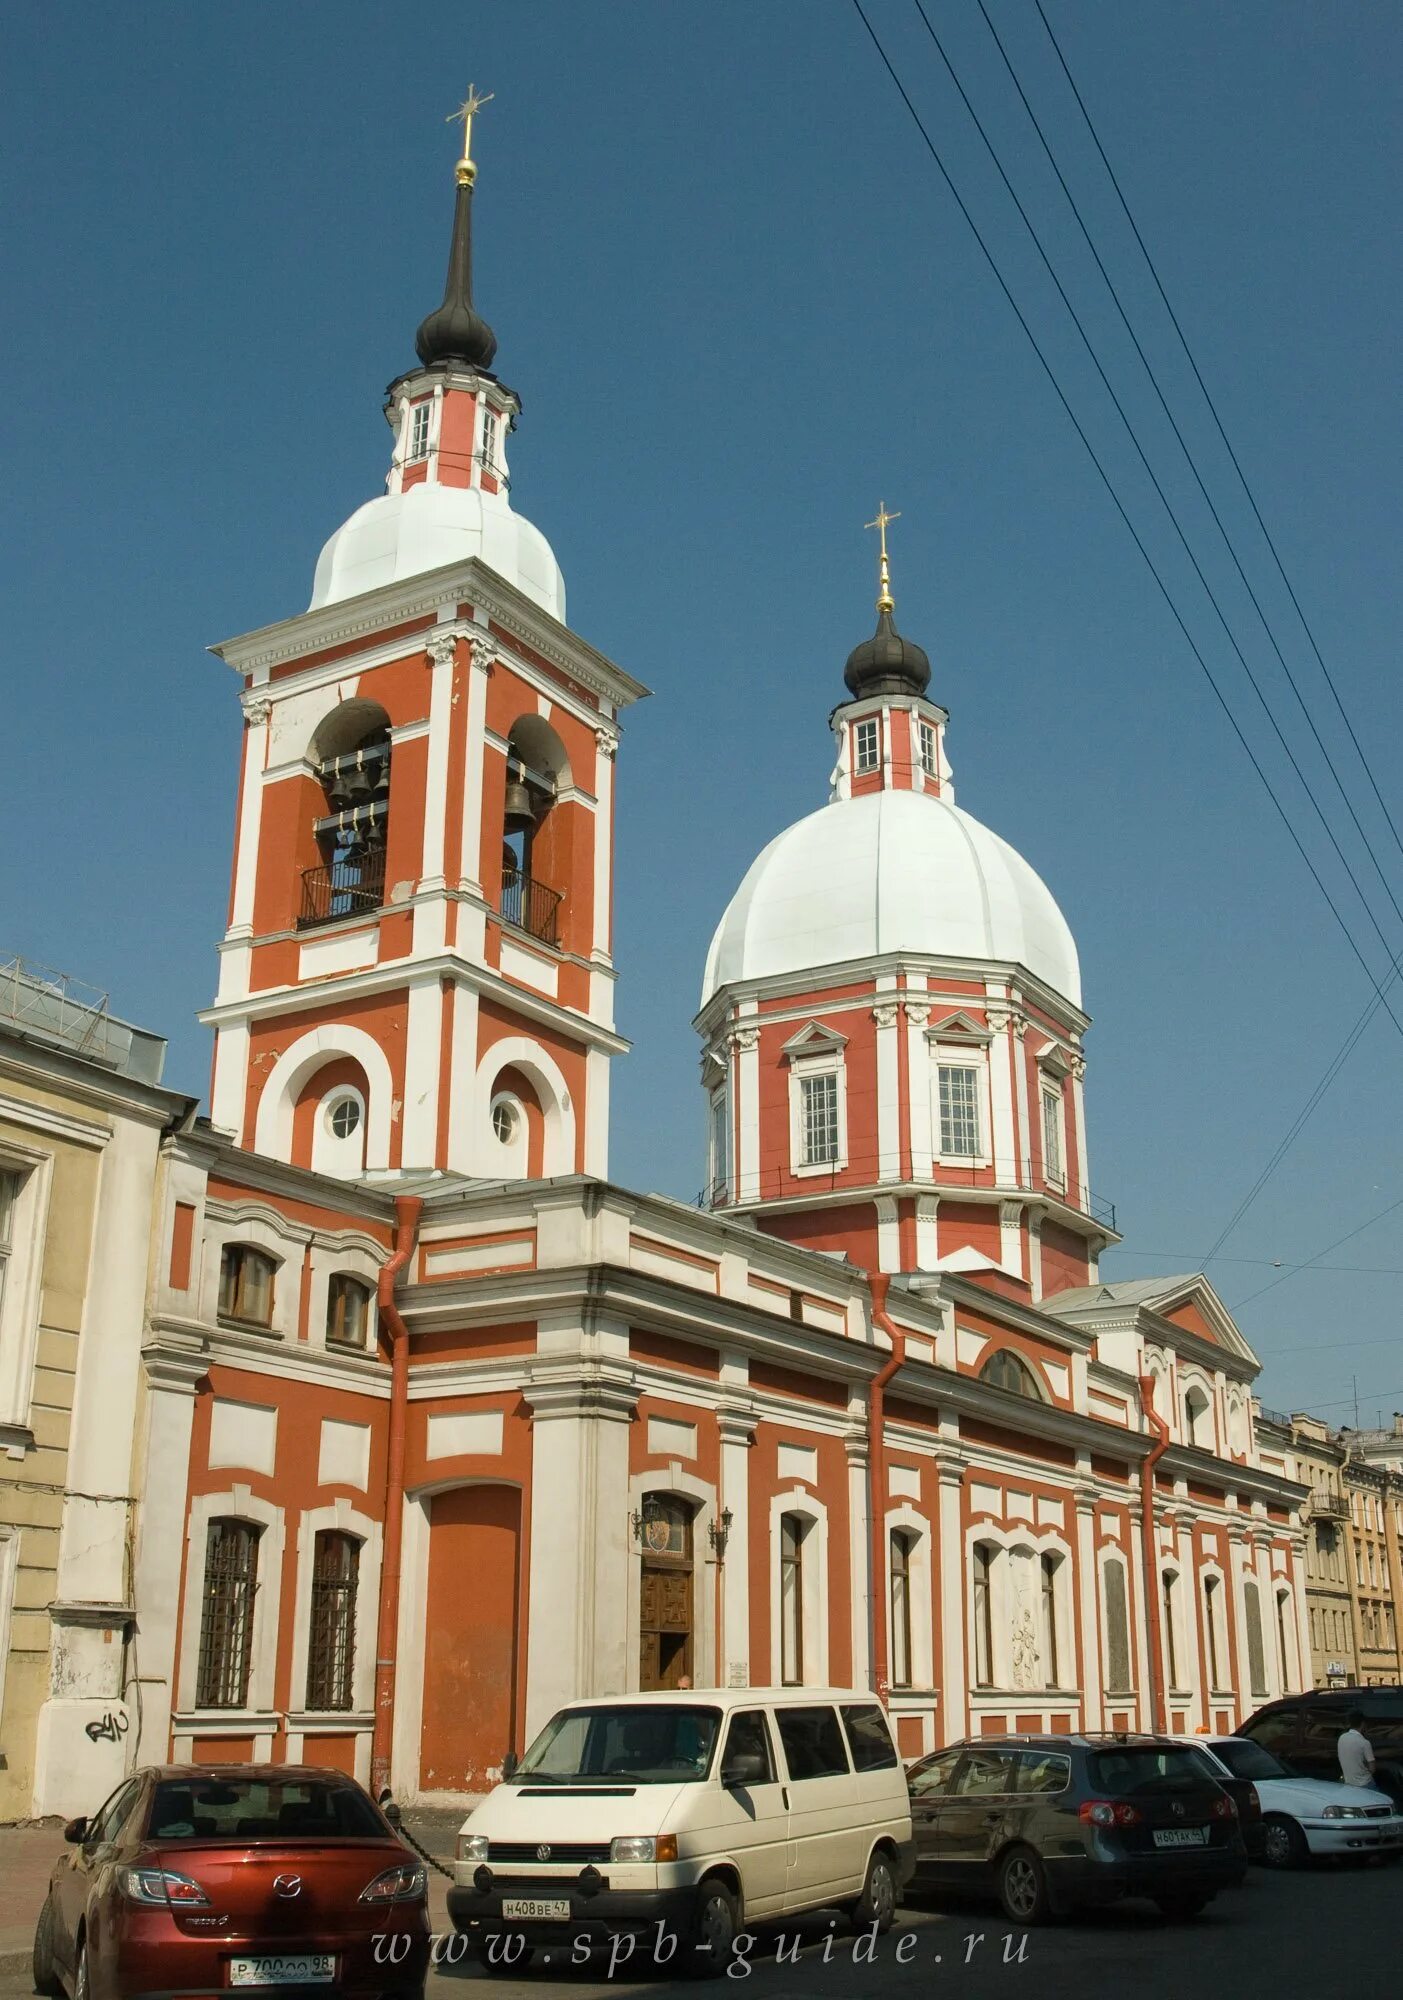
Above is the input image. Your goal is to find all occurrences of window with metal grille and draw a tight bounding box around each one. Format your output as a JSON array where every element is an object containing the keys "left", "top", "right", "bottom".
[
  {"left": 326, "top": 1273, "right": 372, "bottom": 1348},
  {"left": 196, "top": 1519, "right": 260, "bottom": 1709},
  {"left": 779, "top": 1514, "right": 805, "bottom": 1685},
  {"left": 853, "top": 717, "right": 880, "bottom": 773},
  {"left": 798, "top": 1072, "right": 840, "bottom": 1167},
  {"left": 306, "top": 1531, "right": 360, "bottom": 1712},
  {"left": 409, "top": 401, "right": 431, "bottom": 460},
  {"left": 918, "top": 720, "right": 938, "bottom": 777},
  {"left": 937, "top": 1064, "right": 981, "bottom": 1157},
  {"left": 218, "top": 1244, "right": 276, "bottom": 1328},
  {"left": 1042, "top": 1085, "right": 1063, "bottom": 1184},
  {"left": 890, "top": 1530, "right": 915, "bottom": 1690}
]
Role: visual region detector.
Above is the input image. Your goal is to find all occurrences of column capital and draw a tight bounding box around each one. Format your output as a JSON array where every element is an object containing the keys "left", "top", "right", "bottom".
[
  {"left": 241, "top": 696, "right": 271, "bottom": 728},
  {"left": 521, "top": 1359, "right": 639, "bottom": 1425},
  {"left": 717, "top": 1401, "right": 758, "bottom": 1448},
  {"left": 142, "top": 1334, "right": 211, "bottom": 1399},
  {"left": 936, "top": 1450, "right": 968, "bottom": 1489},
  {"left": 872, "top": 1001, "right": 900, "bottom": 1029},
  {"left": 469, "top": 631, "right": 496, "bottom": 674},
  {"left": 903, "top": 1000, "right": 931, "bottom": 1026},
  {"left": 594, "top": 725, "right": 619, "bottom": 761},
  {"left": 728, "top": 1027, "right": 760, "bottom": 1053},
  {"left": 425, "top": 628, "right": 461, "bottom": 669}
]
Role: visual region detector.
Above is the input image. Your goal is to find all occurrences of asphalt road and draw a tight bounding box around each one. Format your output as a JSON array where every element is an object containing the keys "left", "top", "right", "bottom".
[{"left": 3, "top": 1860, "right": 1386, "bottom": 2000}]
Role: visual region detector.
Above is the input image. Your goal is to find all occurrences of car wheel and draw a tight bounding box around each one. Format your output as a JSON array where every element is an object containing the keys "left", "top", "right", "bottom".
[
  {"left": 1155, "top": 1893, "right": 1212, "bottom": 1920},
  {"left": 73, "top": 1937, "right": 91, "bottom": 2000},
  {"left": 686, "top": 1877, "right": 740, "bottom": 1979},
  {"left": 997, "top": 1846, "right": 1050, "bottom": 1926},
  {"left": 849, "top": 1850, "right": 898, "bottom": 1934},
  {"left": 1260, "top": 1813, "right": 1308, "bottom": 1870},
  {"left": 31, "top": 1896, "right": 61, "bottom": 1997}
]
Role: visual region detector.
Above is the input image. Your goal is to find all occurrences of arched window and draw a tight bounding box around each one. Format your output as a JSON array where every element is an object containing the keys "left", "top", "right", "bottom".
[
  {"left": 1040, "top": 1552, "right": 1062, "bottom": 1687},
  {"left": 302, "top": 701, "right": 391, "bottom": 929},
  {"left": 890, "top": 1529, "right": 916, "bottom": 1691},
  {"left": 306, "top": 1531, "right": 360, "bottom": 1712},
  {"left": 218, "top": 1244, "right": 277, "bottom": 1329},
  {"left": 1275, "top": 1588, "right": 1294, "bottom": 1690},
  {"left": 1203, "top": 1574, "right": 1224, "bottom": 1688},
  {"left": 196, "top": 1519, "right": 261, "bottom": 1709},
  {"left": 1183, "top": 1382, "right": 1213, "bottom": 1449},
  {"left": 1103, "top": 1556, "right": 1132, "bottom": 1695},
  {"left": 326, "top": 1274, "right": 373, "bottom": 1349},
  {"left": 500, "top": 715, "right": 570, "bottom": 947},
  {"left": 779, "top": 1514, "right": 807, "bottom": 1686},
  {"left": 979, "top": 1349, "right": 1042, "bottom": 1400},
  {"left": 1244, "top": 1578, "right": 1268, "bottom": 1697},
  {"left": 972, "top": 1541, "right": 996, "bottom": 1688},
  {"left": 1161, "top": 1570, "right": 1181, "bottom": 1687}
]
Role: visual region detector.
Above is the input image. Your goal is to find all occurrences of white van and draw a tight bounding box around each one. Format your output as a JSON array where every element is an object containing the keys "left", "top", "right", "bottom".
[{"left": 447, "top": 1688, "right": 914, "bottom": 1975}]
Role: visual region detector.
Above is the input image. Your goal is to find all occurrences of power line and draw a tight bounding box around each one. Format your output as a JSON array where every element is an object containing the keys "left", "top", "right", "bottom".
[
  {"left": 1031, "top": 0, "right": 1403, "bottom": 876},
  {"left": 902, "top": 0, "right": 1403, "bottom": 1016},
  {"left": 970, "top": 0, "right": 1403, "bottom": 944},
  {"left": 1231, "top": 1191, "right": 1403, "bottom": 1312}
]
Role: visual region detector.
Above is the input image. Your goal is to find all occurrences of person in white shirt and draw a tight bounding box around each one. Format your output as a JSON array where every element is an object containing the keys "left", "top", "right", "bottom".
[{"left": 1337, "top": 1710, "right": 1377, "bottom": 1787}]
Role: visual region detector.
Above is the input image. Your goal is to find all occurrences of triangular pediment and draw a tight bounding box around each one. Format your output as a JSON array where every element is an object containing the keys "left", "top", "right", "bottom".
[
  {"left": 781, "top": 1021, "right": 849, "bottom": 1061},
  {"left": 927, "top": 1010, "right": 991, "bottom": 1043}
]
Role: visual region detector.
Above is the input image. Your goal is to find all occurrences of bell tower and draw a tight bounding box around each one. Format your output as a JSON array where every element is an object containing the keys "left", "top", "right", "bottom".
[{"left": 203, "top": 99, "right": 647, "bottom": 1184}]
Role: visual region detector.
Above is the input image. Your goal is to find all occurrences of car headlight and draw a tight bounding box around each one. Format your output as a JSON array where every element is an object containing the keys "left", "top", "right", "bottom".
[
  {"left": 457, "top": 1833, "right": 491, "bottom": 1863},
  {"left": 609, "top": 1835, "right": 679, "bottom": 1864},
  {"left": 1320, "top": 1805, "right": 1363, "bottom": 1821}
]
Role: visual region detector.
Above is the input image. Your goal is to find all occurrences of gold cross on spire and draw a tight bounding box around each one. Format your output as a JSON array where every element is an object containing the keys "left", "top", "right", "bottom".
[
  {"left": 865, "top": 502, "right": 901, "bottom": 613},
  {"left": 447, "top": 84, "right": 494, "bottom": 187}
]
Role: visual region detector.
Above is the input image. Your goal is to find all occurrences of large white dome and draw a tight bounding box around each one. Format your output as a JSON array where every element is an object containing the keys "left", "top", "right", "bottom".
[
  {"left": 309, "top": 481, "right": 566, "bottom": 620},
  {"left": 701, "top": 787, "right": 1081, "bottom": 1008}
]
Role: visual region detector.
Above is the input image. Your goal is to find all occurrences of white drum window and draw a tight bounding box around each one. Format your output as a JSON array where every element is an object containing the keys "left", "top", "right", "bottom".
[
  {"left": 853, "top": 717, "right": 880, "bottom": 773},
  {"left": 480, "top": 404, "right": 497, "bottom": 468},
  {"left": 409, "top": 401, "right": 431, "bottom": 461},
  {"left": 709, "top": 1088, "right": 730, "bottom": 1200},
  {"left": 798, "top": 1072, "right": 840, "bottom": 1167},
  {"left": 937, "top": 1063, "right": 982, "bottom": 1157},
  {"left": 1041, "top": 1084, "right": 1063, "bottom": 1185},
  {"left": 918, "top": 719, "right": 938, "bottom": 777}
]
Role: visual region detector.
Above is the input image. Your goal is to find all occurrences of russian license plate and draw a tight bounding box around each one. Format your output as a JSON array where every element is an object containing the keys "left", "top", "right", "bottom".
[
  {"left": 501, "top": 1898, "right": 571, "bottom": 1920},
  {"left": 1153, "top": 1827, "right": 1208, "bottom": 1849},
  {"left": 229, "top": 1956, "right": 335, "bottom": 1986}
]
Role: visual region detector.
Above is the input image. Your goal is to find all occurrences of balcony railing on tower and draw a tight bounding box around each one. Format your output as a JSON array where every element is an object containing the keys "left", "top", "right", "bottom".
[
  {"left": 298, "top": 850, "right": 387, "bottom": 930},
  {"left": 499, "top": 867, "right": 562, "bottom": 948}
]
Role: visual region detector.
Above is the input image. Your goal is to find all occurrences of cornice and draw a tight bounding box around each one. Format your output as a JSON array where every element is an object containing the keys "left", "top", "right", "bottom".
[
  {"left": 212, "top": 556, "right": 649, "bottom": 711},
  {"left": 693, "top": 950, "right": 1090, "bottom": 1040}
]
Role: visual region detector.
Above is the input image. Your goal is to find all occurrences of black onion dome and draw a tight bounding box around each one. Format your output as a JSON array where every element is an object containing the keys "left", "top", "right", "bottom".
[
  {"left": 843, "top": 607, "right": 932, "bottom": 699},
  {"left": 415, "top": 176, "right": 498, "bottom": 371}
]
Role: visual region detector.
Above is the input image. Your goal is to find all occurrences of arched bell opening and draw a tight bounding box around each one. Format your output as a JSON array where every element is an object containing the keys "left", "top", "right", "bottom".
[
  {"left": 300, "top": 700, "right": 392, "bottom": 928},
  {"left": 499, "top": 715, "right": 571, "bottom": 948}
]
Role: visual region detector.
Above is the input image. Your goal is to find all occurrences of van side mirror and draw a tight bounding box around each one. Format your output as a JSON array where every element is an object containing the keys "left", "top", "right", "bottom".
[
  {"left": 502, "top": 1750, "right": 519, "bottom": 1781},
  {"left": 63, "top": 1817, "right": 88, "bottom": 1845},
  {"left": 721, "top": 1750, "right": 768, "bottom": 1790}
]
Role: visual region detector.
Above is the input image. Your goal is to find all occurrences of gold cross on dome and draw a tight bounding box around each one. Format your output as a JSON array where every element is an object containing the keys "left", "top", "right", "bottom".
[
  {"left": 447, "top": 84, "right": 494, "bottom": 184},
  {"left": 865, "top": 502, "right": 901, "bottom": 612}
]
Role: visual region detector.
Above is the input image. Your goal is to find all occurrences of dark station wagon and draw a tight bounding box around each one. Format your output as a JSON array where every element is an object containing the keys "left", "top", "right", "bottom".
[{"left": 905, "top": 1734, "right": 1247, "bottom": 1924}]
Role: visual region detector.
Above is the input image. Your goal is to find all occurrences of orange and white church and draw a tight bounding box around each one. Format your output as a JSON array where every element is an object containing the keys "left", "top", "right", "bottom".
[{"left": 115, "top": 111, "right": 1311, "bottom": 1808}]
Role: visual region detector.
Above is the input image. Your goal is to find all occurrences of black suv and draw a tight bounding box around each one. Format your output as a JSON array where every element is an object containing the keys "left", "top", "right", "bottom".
[
  {"left": 1238, "top": 1688, "right": 1403, "bottom": 1805},
  {"left": 905, "top": 1734, "right": 1247, "bottom": 1924}
]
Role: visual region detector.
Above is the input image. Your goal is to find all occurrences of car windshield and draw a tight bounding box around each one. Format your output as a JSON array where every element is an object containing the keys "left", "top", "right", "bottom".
[
  {"left": 515, "top": 1706, "right": 721, "bottom": 1784},
  {"left": 1087, "top": 1749, "right": 1216, "bottom": 1796},
  {"left": 1211, "top": 1740, "right": 1289, "bottom": 1783},
  {"left": 147, "top": 1778, "right": 385, "bottom": 1842}
]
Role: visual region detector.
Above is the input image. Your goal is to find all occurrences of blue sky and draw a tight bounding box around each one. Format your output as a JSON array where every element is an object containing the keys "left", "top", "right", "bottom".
[{"left": 4, "top": 2, "right": 1401, "bottom": 1421}]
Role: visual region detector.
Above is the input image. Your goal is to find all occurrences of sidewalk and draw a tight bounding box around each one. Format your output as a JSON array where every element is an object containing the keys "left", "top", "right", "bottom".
[{"left": 0, "top": 1820, "right": 67, "bottom": 1970}]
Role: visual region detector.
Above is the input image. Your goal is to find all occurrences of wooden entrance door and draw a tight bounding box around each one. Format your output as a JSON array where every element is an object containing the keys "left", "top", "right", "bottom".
[{"left": 638, "top": 1495, "right": 694, "bottom": 1690}]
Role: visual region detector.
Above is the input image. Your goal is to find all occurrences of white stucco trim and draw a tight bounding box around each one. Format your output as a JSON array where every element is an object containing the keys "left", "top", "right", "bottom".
[
  {"left": 625, "top": 1466, "right": 718, "bottom": 1693},
  {"left": 254, "top": 1024, "right": 396, "bottom": 1170},
  {"left": 286, "top": 1500, "right": 382, "bottom": 1719},
  {"left": 471, "top": 1039, "right": 576, "bottom": 1178},
  {"left": 884, "top": 1502, "right": 935, "bottom": 1692},
  {"left": 768, "top": 1486, "right": 830, "bottom": 1688},
  {"left": 176, "top": 1486, "right": 286, "bottom": 1716}
]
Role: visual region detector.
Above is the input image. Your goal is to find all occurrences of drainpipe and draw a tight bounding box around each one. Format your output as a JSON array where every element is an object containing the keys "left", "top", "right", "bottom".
[
  {"left": 370, "top": 1194, "right": 423, "bottom": 1798},
  {"left": 1138, "top": 1373, "right": 1172, "bottom": 1733},
  {"left": 867, "top": 1274, "right": 906, "bottom": 1707}
]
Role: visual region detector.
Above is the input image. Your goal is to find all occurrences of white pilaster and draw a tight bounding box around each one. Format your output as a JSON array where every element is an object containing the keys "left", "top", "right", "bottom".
[
  {"left": 914, "top": 1195, "right": 939, "bottom": 1271},
  {"left": 987, "top": 1015, "right": 1017, "bottom": 1184},
  {"left": 735, "top": 1021, "right": 760, "bottom": 1202},
  {"left": 228, "top": 700, "right": 271, "bottom": 936},
  {"left": 873, "top": 995, "right": 900, "bottom": 1181},
  {"left": 592, "top": 729, "right": 616, "bottom": 964},
  {"left": 445, "top": 984, "right": 481, "bottom": 1174},
  {"left": 936, "top": 1457, "right": 968, "bottom": 1741},
  {"left": 847, "top": 1428, "right": 871, "bottom": 1691},
  {"left": 905, "top": 1000, "right": 933, "bottom": 1180},
  {"left": 1255, "top": 1535, "right": 1282, "bottom": 1700},
  {"left": 400, "top": 978, "right": 444, "bottom": 1169},
  {"left": 718, "top": 1385, "right": 755, "bottom": 1689},
  {"left": 874, "top": 1195, "right": 901, "bottom": 1274},
  {"left": 458, "top": 632, "right": 493, "bottom": 894},
  {"left": 129, "top": 1345, "right": 209, "bottom": 1770},
  {"left": 584, "top": 1047, "right": 610, "bottom": 1178}
]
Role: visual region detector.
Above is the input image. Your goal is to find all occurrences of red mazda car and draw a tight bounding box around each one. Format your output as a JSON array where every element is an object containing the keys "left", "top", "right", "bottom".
[{"left": 32, "top": 1764, "right": 430, "bottom": 2000}]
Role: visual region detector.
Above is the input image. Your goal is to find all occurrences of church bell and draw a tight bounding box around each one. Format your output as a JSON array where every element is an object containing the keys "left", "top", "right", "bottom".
[{"left": 503, "top": 777, "right": 537, "bottom": 829}]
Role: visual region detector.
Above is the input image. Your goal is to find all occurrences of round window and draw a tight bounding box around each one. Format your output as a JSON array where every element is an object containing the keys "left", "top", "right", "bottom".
[
  {"left": 327, "top": 1096, "right": 363, "bottom": 1140},
  {"left": 491, "top": 1099, "right": 520, "bottom": 1146}
]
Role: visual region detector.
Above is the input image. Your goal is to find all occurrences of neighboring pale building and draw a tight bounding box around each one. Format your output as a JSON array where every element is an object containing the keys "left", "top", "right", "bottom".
[
  {"left": 1257, "top": 1410, "right": 1357, "bottom": 1686},
  {"left": 1342, "top": 1457, "right": 1403, "bottom": 1687},
  {"left": 0, "top": 956, "right": 192, "bottom": 1817}
]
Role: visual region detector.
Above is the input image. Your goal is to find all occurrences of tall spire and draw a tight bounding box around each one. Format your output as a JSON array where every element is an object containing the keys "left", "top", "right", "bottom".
[
  {"left": 415, "top": 85, "right": 499, "bottom": 372},
  {"left": 843, "top": 501, "right": 932, "bottom": 699}
]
